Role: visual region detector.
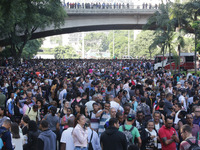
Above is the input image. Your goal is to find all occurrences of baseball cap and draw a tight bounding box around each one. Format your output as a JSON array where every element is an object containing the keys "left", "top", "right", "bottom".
[
  {"left": 127, "top": 114, "right": 135, "bottom": 121},
  {"left": 177, "top": 82, "right": 181, "bottom": 85}
]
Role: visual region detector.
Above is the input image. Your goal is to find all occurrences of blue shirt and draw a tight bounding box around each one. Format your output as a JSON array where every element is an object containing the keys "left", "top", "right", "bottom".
[{"left": 193, "top": 117, "right": 200, "bottom": 127}]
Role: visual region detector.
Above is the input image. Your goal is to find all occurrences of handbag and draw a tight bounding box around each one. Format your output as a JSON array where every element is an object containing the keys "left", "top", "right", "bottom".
[{"left": 88, "top": 130, "right": 93, "bottom": 150}]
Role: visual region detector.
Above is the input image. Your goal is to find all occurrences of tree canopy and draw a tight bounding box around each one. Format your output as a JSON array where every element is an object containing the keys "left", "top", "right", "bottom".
[{"left": 0, "top": 0, "right": 67, "bottom": 64}]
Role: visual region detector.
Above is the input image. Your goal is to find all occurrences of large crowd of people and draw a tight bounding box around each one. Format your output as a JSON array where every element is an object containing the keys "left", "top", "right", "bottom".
[
  {"left": 0, "top": 58, "right": 199, "bottom": 150},
  {"left": 63, "top": 2, "right": 160, "bottom": 9}
]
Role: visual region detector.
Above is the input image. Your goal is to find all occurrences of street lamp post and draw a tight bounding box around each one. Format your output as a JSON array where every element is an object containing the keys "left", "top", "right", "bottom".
[
  {"left": 113, "top": 30, "right": 115, "bottom": 58},
  {"left": 128, "top": 30, "right": 130, "bottom": 57},
  {"left": 82, "top": 32, "right": 85, "bottom": 59}
]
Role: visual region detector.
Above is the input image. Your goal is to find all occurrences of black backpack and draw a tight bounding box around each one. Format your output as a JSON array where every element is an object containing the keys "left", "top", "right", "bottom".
[
  {"left": 88, "top": 130, "right": 93, "bottom": 150},
  {"left": 186, "top": 139, "right": 200, "bottom": 150}
]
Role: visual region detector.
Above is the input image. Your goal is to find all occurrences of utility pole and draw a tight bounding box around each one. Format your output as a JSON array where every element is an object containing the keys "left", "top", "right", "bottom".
[
  {"left": 113, "top": 30, "right": 115, "bottom": 58},
  {"left": 128, "top": 30, "right": 130, "bottom": 57},
  {"left": 82, "top": 32, "right": 85, "bottom": 59}
]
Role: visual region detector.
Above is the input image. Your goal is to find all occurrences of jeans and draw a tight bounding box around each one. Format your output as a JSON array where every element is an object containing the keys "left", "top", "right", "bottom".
[{"left": 74, "top": 147, "right": 88, "bottom": 150}]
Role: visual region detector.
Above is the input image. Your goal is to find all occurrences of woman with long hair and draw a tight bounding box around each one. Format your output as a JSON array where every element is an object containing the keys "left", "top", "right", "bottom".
[
  {"left": 23, "top": 120, "right": 39, "bottom": 150},
  {"left": 72, "top": 114, "right": 88, "bottom": 150},
  {"left": 60, "top": 101, "right": 70, "bottom": 118},
  {"left": 61, "top": 107, "right": 74, "bottom": 130},
  {"left": 37, "top": 99, "right": 45, "bottom": 123},
  {"left": 11, "top": 122, "right": 24, "bottom": 150},
  {"left": 74, "top": 104, "right": 82, "bottom": 117}
]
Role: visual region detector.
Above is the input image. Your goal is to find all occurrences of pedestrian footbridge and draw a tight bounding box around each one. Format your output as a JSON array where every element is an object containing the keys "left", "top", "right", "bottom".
[{"left": 31, "top": 7, "right": 156, "bottom": 39}]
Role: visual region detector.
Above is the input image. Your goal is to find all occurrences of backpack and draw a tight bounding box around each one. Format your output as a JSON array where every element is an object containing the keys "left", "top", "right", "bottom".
[
  {"left": 0, "top": 130, "right": 8, "bottom": 150},
  {"left": 122, "top": 125, "right": 134, "bottom": 146},
  {"left": 88, "top": 130, "right": 93, "bottom": 150},
  {"left": 186, "top": 139, "right": 200, "bottom": 150}
]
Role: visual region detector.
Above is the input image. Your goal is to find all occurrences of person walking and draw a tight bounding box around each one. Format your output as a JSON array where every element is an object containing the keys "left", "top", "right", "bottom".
[
  {"left": 100, "top": 118, "right": 127, "bottom": 150},
  {"left": 37, "top": 120, "right": 57, "bottom": 150},
  {"left": 72, "top": 114, "right": 88, "bottom": 150}
]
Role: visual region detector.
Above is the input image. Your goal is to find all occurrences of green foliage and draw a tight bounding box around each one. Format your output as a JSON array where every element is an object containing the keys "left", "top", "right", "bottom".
[
  {"left": 0, "top": 39, "right": 43, "bottom": 59},
  {"left": 132, "top": 31, "right": 159, "bottom": 59},
  {"left": 84, "top": 32, "right": 109, "bottom": 53},
  {"left": 21, "top": 39, "right": 43, "bottom": 59},
  {"left": 0, "top": 0, "right": 67, "bottom": 64},
  {"left": 52, "top": 46, "right": 80, "bottom": 59},
  {"left": 108, "top": 30, "right": 134, "bottom": 59}
]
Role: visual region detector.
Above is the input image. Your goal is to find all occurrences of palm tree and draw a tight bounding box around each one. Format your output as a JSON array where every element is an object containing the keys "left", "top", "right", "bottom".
[
  {"left": 184, "top": 0, "right": 200, "bottom": 74},
  {"left": 144, "top": 2, "right": 175, "bottom": 73},
  {"left": 170, "top": 1, "right": 187, "bottom": 73}
]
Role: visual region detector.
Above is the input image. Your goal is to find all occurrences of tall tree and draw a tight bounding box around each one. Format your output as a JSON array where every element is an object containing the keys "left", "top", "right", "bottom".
[
  {"left": 0, "top": 39, "right": 43, "bottom": 59},
  {"left": 184, "top": 0, "right": 200, "bottom": 73},
  {"left": 144, "top": 2, "right": 176, "bottom": 72},
  {"left": 0, "top": 0, "right": 67, "bottom": 65},
  {"left": 53, "top": 46, "right": 79, "bottom": 59}
]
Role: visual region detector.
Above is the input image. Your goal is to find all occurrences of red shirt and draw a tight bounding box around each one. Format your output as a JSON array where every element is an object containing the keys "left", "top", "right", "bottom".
[{"left": 158, "top": 125, "right": 177, "bottom": 150}]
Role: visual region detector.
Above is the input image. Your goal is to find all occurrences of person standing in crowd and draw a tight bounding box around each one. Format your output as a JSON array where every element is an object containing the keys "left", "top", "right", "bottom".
[
  {"left": 180, "top": 124, "right": 200, "bottom": 150},
  {"left": 85, "top": 118, "right": 101, "bottom": 150},
  {"left": 37, "top": 120, "right": 57, "bottom": 150},
  {"left": 133, "top": 111, "right": 146, "bottom": 133},
  {"left": 141, "top": 120, "right": 157, "bottom": 150},
  {"left": 0, "top": 89, "right": 6, "bottom": 108},
  {"left": 0, "top": 107, "right": 10, "bottom": 126},
  {"left": 164, "top": 93, "right": 173, "bottom": 116},
  {"left": 59, "top": 84, "right": 67, "bottom": 108},
  {"left": 152, "top": 111, "right": 164, "bottom": 150},
  {"left": 89, "top": 102, "right": 100, "bottom": 131},
  {"left": 11, "top": 122, "right": 24, "bottom": 150},
  {"left": 136, "top": 97, "right": 151, "bottom": 122},
  {"left": 159, "top": 116, "right": 180, "bottom": 150},
  {"left": 61, "top": 107, "right": 74, "bottom": 130},
  {"left": 119, "top": 114, "right": 142, "bottom": 148},
  {"left": 23, "top": 120, "right": 39, "bottom": 150},
  {"left": 186, "top": 114, "right": 200, "bottom": 138},
  {"left": 96, "top": 101, "right": 111, "bottom": 136},
  {"left": 60, "top": 117, "right": 75, "bottom": 150},
  {"left": 44, "top": 106, "right": 60, "bottom": 149},
  {"left": 72, "top": 114, "right": 88, "bottom": 150},
  {"left": 193, "top": 106, "right": 200, "bottom": 127},
  {"left": 100, "top": 118, "right": 127, "bottom": 150},
  {"left": 25, "top": 104, "right": 38, "bottom": 122},
  {"left": 0, "top": 119, "right": 13, "bottom": 150},
  {"left": 21, "top": 115, "right": 30, "bottom": 135}
]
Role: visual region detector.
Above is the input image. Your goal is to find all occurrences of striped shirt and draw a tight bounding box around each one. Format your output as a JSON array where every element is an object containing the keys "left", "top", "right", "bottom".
[{"left": 98, "top": 110, "right": 110, "bottom": 136}]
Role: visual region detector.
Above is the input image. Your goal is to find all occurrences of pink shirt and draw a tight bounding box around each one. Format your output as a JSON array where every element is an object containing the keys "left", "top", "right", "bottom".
[{"left": 72, "top": 124, "right": 88, "bottom": 147}]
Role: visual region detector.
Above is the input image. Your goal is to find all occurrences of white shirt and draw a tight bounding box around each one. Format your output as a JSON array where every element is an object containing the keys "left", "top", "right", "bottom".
[
  {"left": 87, "top": 128, "right": 101, "bottom": 150},
  {"left": 60, "top": 127, "right": 74, "bottom": 150},
  {"left": 12, "top": 133, "right": 24, "bottom": 150},
  {"left": 155, "top": 123, "right": 161, "bottom": 149},
  {"left": 174, "top": 110, "right": 181, "bottom": 125},
  {"left": 145, "top": 128, "right": 157, "bottom": 148},
  {"left": 85, "top": 100, "right": 95, "bottom": 113},
  {"left": 187, "top": 97, "right": 193, "bottom": 108},
  {"left": 59, "top": 89, "right": 67, "bottom": 107},
  {"left": 179, "top": 95, "right": 187, "bottom": 111},
  {"left": 110, "top": 101, "right": 124, "bottom": 112}
]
